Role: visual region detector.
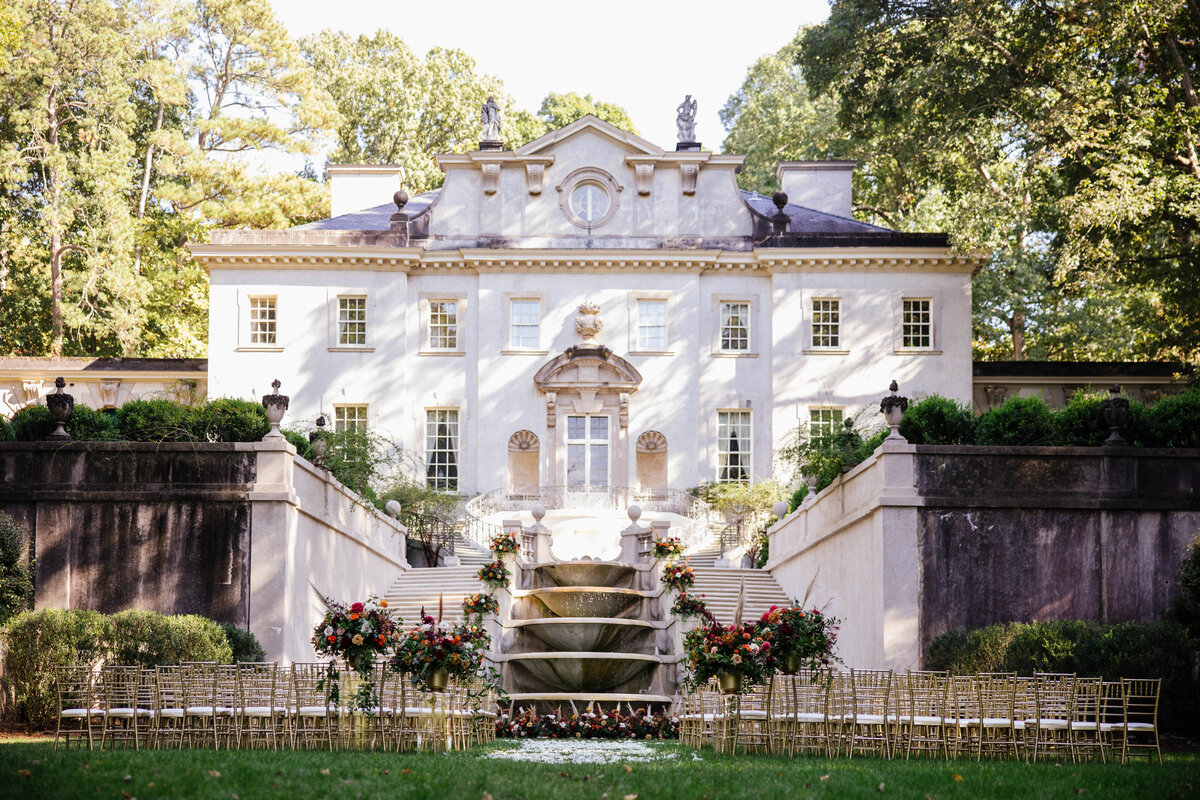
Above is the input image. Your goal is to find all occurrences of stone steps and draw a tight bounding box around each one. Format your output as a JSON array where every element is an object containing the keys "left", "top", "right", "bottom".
[
  {"left": 383, "top": 566, "right": 485, "bottom": 626},
  {"left": 689, "top": 567, "right": 792, "bottom": 625},
  {"left": 451, "top": 534, "right": 493, "bottom": 566}
]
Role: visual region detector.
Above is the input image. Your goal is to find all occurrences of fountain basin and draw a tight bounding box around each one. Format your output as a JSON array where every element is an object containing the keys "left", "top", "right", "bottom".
[
  {"left": 535, "top": 562, "right": 636, "bottom": 589},
  {"left": 510, "top": 618, "right": 653, "bottom": 652},
  {"left": 526, "top": 587, "right": 645, "bottom": 618},
  {"left": 506, "top": 652, "right": 660, "bottom": 692}
]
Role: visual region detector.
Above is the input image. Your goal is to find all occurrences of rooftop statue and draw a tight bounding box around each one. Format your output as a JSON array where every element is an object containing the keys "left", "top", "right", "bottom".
[
  {"left": 481, "top": 96, "right": 502, "bottom": 142},
  {"left": 676, "top": 94, "right": 697, "bottom": 143}
]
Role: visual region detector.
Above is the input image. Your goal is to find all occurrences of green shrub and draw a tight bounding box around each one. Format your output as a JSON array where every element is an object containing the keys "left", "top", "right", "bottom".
[
  {"left": 281, "top": 428, "right": 311, "bottom": 458},
  {"left": 787, "top": 486, "right": 807, "bottom": 513},
  {"left": 8, "top": 405, "right": 52, "bottom": 441},
  {"left": 2, "top": 608, "right": 112, "bottom": 725},
  {"left": 974, "top": 396, "right": 1056, "bottom": 446},
  {"left": 194, "top": 398, "right": 269, "bottom": 442},
  {"left": 220, "top": 622, "right": 267, "bottom": 663},
  {"left": 10, "top": 403, "right": 121, "bottom": 441},
  {"left": 0, "top": 415, "right": 10, "bottom": 441},
  {"left": 1144, "top": 389, "right": 1200, "bottom": 448},
  {"left": 1172, "top": 534, "right": 1200, "bottom": 639},
  {"left": 0, "top": 513, "right": 33, "bottom": 623},
  {"left": 1053, "top": 391, "right": 1151, "bottom": 447},
  {"left": 899, "top": 395, "right": 976, "bottom": 445},
  {"left": 117, "top": 399, "right": 199, "bottom": 442},
  {"left": 107, "top": 610, "right": 231, "bottom": 668}
]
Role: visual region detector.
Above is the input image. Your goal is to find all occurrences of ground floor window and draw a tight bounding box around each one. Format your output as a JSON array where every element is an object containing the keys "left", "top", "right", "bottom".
[
  {"left": 717, "top": 410, "right": 751, "bottom": 483},
  {"left": 426, "top": 409, "right": 459, "bottom": 490},
  {"left": 333, "top": 404, "right": 368, "bottom": 432},
  {"left": 810, "top": 407, "right": 843, "bottom": 449},
  {"left": 566, "top": 414, "right": 609, "bottom": 486}
]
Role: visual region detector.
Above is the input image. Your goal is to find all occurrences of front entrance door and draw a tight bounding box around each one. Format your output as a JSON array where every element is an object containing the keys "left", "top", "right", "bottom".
[{"left": 566, "top": 414, "right": 609, "bottom": 487}]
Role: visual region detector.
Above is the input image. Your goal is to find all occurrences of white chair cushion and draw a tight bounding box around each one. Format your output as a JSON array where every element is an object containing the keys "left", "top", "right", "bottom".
[
  {"left": 60, "top": 708, "right": 97, "bottom": 718},
  {"left": 1126, "top": 722, "right": 1156, "bottom": 731},
  {"left": 185, "top": 706, "right": 215, "bottom": 715},
  {"left": 738, "top": 710, "right": 768, "bottom": 720},
  {"left": 295, "top": 706, "right": 328, "bottom": 716},
  {"left": 910, "top": 715, "right": 943, "bottom": 726},
  {"left": 158, "top": 709, "right": 184, "bottom": 718},
  {"left": 241, "top": 706, "right": 279, "bottom": 717},
  {"left": 1026, "top": 718, "right": 1069, "bottom": 730},
  {"left": 1071, "top": 721, "right": 1098, "bottom": 731}
]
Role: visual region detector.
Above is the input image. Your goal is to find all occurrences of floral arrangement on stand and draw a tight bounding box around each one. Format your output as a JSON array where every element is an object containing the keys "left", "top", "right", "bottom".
[
  {"left": 477, "top": 560, "right": 512, "bottom": 589},
  {"left": 490, "top": 530, "right": 520, "bottom": 556},
  {"left": 392, "top": 610, "right": 489, "bottom": 691},
  {"left": 311, "top": 596, "right": 399, "bottom": 709},
  {"left": 660, "top": 561, "right": 695, "bottom": 592},
  {"left": 496, "top": 708, "right": 679, "bottom": 740},
  {"left": 683, "top": 620, "right": 772, "bottom": 693},
  {"left": 669, "top": 591, "right": 710, "bottom": 618},
  {"left": 462, "top": 592, "right": 500, "bottom": 618},
  {"left": 651, "top": 537, "right": 684, "bottom": 560},
  {"left": 758, "top": 605, "right": 841, "bottom": 675}
]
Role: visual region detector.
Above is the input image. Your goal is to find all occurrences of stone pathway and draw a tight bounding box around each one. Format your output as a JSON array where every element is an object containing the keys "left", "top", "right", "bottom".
[{"left": 481, "top": 739, "right": 680, "bottom": 764}]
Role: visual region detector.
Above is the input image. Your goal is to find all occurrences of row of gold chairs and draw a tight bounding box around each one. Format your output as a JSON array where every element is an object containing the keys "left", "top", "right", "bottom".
[
  {"left": 53, "top": 662, "right": 498, "bottom": 752},
  {"left": 679, "top": 670, "right": 1161, "bottom": 764}
]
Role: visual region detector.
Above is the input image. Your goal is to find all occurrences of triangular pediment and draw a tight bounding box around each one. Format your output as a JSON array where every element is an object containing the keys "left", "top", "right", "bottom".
[{"left": 515, "top": 115, "right": 664, "bottom": 157}]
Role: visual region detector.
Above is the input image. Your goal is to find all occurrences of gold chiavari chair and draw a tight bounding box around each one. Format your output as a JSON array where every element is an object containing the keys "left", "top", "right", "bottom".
[
  {"left": 678, "top": 685, "right": 701, "bottom": 748},
  {"left": 291, "top": 663, "right": 338, "bottom": 751},
  {"left": 971, "top": 673, "right": 1019, "bottom": 761},
  {"left": 731, "top": 681, "right": 771, "bottom": 754},
  {"left": 946, "top": 674, "right": 978, "bottom": 758},
  {"left": 212, "top": 664, "right": 240, "bottom": 748},
  {"left": 469, "top": 678, "right": 498, "bottom": 746},
  {"left": 1071, "top": 677, "right": 1104, "bottom": 762},
  {"left": 1098, "top": 681, "right": 1124, "bottom": 762},
  {"left": 100, "top": 666, "right": 151, "bottom": 749},
  {"left": 1025, "top": 673, "right": 1075, "bottom": 762},
  {"left": 236, "top": 662, "right": 287, "bottom": 750},
  {"left": 899, "top": 670, "right": 950, "bottom": 760},
  {"left": 53, "top": 665, "right": 101, "bottom": 751},
  {"left": 153, "top": 665, "right": 187, "bottom": 749},
  {"left": 181, "top": 662, "right": 220, "bottom": 749},
  {"left": 825, "top": 671, "right": 852, "bottom": 756},
  {"left": 843, "top": 669, "right": 892, "bottom": 759},
  {"left": 775, "top": 670, "right": 834, "bottom": 757},
  {"left": 1119, "top": 678, "right": 1162, "bottom": 765}
]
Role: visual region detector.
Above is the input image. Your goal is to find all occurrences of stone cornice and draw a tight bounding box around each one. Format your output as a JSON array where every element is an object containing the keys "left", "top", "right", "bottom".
[
  {"left": 754, "top": 248, "right": 985, "bottom": 273},
  {"left": 190, "top": 245, "right": 423, "bottom": 272}
]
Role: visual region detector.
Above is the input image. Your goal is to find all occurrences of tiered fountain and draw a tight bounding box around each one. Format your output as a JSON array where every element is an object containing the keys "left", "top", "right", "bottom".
[{"left": 496, "top": 507, "right": 676, "bottom": 712}]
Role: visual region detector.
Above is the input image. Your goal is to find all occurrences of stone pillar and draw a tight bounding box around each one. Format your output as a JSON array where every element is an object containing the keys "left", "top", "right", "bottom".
[
  {"left": 525, "top": 504, "right": 554, "bottom": 565},
  {"left": 619, "top": 505, "right": 646, "bottom": 564}
]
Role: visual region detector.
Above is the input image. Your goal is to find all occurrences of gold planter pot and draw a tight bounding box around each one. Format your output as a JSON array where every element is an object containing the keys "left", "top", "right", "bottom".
[
  {"left": 717, "top": 670, "right": 743, "bottom": 695},
  {"left": 427, "top": 668, "right": 450, "bottom": 692}
]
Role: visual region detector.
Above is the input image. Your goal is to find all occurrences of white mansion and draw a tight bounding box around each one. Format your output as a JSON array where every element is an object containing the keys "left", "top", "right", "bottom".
[{"left": 190, "top": 116, "right": 979, "bottom": 495}]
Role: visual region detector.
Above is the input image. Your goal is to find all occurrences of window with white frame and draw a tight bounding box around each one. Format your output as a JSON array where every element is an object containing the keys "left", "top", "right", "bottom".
[
  {"left": 902, "top": 298, "right": 932, "bottom": 349},
  {"left": 717, "top": 410, "right": 751, "bottom": 483},
  {"left": 636, "top": 299, "right": 667, "bottom": 351},
  {"left": 425, "top": 409, "right": 459, "bottom": 490},
  {"left": 811, "top": 298, "right": 841, "bottom": 348},
  {"left": 810, "top": 407, "right": 843, "bottom": 449},
  {"left": 338, "top": 296, "right": 367, "bottom": 346},
  {"left": 249, "top": 296, "right": 276, "bottom": 345},
  {"left": 510, "top": 299, "right": 540, "bottom": 349},
  {"left": 719, "top": 302, "right": 750, "bottom": 352},
  {"left": 429, "top": 301, "right": 459, "bottom": 350},
  {"left": 334, "top": 404, "right": 369, "bottom": 432}
]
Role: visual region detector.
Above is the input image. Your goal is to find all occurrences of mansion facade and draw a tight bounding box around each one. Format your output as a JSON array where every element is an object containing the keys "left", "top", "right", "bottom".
[{"left": 190, "top": 117, "right": 979, "bottom": 495}]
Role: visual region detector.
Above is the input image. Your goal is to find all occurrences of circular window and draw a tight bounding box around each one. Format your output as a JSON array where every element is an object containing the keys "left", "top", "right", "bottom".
[{"left": 557, "top": 168, "right": 622, "bottom": 229}]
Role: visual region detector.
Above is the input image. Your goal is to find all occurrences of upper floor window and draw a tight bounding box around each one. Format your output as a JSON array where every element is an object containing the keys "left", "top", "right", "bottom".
[
  {"left": 510, "top": 300, "right": 540, "bottom": 349},
  {"left": 430, "top": 301, "right": 459, "bottom": 350},
  {"left": 334, "top": 404, "right": 369, "bottom": 432},
  {"left": 902, "top": 298, "right": 932, "bottom": 349},
  {"left": 249, "top": 296, "right": 276, "bottom": 345},
  {"left": 637, "top": 299, "right": 667, "bottom": 351},
  {"left": 720, "top": 302, "right": 750, "bottom": 352},
  {"left": 338, "top": 296, "right": 367, "bottom": 346},
  {"left": 811, "top": 298, "right": 841, "bottom": 349},
  {"left": 426, "top": 409, "right": 459, "bottom": 490},
  {"left": 717, "top": 410, "right": 751, "bottom": 483},
  {"left": 810, "top": 407, "right": 843, "bottom": 449}
]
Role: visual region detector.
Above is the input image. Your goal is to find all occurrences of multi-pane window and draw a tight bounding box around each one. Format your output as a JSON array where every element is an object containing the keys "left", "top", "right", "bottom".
[
  {"left": 811, "top": 299, "right": 841, "bottom": 348},
  {"left": 510, "top": 300, "right": 540, "bottom": 349},
  {"left": 249, "top": 296, "right": 276, "bottom": 345},
  {"left": 338, "top": 296, "right": 367, "bottom": 346},
  {"left": 429, "top": 301, "right": 458, "bottom": 350},
  {"left": 717, "top": 411, "right": 751, "bottom": 483},
  {"left": 902, "top": 298, "right": 932, "bottom": 348},
  {"left": 566, "top": 414, "right": 609, "bottom": 487},
  {"left": 720, "top": 302, "right": 750, "bottom": 351},
  {"left": 334, "top": 404, "right": 368, "bottom": 432},
  {"left": 425, "top": 409, "right": 459, "bottom": 490},
  {"left": 637, "top": 300, "right": 667, "bottom": 350},
  {"left": 810, "top": 407, "right": 843, "bottom": 449}
]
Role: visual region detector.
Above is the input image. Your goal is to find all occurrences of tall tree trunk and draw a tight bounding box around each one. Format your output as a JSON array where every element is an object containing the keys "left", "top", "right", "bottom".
[
  {"left": 133, "top": 100, "right": 165, "bottom": 277},
  {"left": 46, "top": 87, "right": 64, "bottom": 357},
  {"left": 1009, "top": 310, "right": 1026, "bottom": 361}
]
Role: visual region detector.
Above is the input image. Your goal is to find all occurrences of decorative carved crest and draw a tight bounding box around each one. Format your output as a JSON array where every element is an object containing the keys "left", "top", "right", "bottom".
[
  {"left": 636, "top": 430, "right": 667, "bottom": 453},
  {"left": 508, "top": 430, "right": 539, "bottom": 451},
  {"left": 574, "top": 301, "right": 604, "bottom": 342}
]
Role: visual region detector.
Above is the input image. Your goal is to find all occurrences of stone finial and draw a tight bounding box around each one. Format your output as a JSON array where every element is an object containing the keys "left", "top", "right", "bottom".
[
  {"left": 772, "top": 191, "right": 788, "bottom": 211},
  {"left": 771, "top": 191, "right": 790, "bottom": 234},
  {"left": 261, "top": 378, "right": 289, "bottom": 440},
  {"left": 627, "top": 504, "right": 642, "bottom": 523},
  {"left": 531, "top": 503, "right": 546, "bottom": 524},
  {"left": 44, "top": 376, "right": 74, "bottom": 441},
  {"left": 393, "top": 189, "right": 408, "bottom": 210},
  {"left": 772, "top": 501, "right": 788, "bottom": 519},
  {"left": 309, "top": 415, "right": 328, "bottom": 466},
  {"left": 1101, "top": 384, "right": 1129, "bottom": 446},
  {"left": 880, "top": 380, "right": 909, "bottom": 441},
  {"left": 384, "top": 499, "right": 402, "bottom": 518},
  {"left": 574, "top": 301, "right": 604, "bottom": 342}
]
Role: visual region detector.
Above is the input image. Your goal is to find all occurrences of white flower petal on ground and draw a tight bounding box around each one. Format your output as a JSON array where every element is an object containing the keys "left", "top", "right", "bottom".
[{"left": 482, "top": 740, "right": 679, "bottom": 765}]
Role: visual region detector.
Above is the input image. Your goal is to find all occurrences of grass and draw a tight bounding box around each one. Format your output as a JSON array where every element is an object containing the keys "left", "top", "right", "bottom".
[{"left": 0, "top": 739, "right": 1196, "bottom": 800}]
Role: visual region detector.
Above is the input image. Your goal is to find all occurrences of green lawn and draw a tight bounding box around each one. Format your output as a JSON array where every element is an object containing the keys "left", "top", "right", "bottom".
[{"left": 0, "top": 739, "right": 1195, "bottom": 800}]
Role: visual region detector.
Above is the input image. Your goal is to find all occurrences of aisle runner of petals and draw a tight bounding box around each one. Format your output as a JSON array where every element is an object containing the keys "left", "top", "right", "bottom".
[{"left": 482, "top": 740, "right": 681, "bottom": 764}]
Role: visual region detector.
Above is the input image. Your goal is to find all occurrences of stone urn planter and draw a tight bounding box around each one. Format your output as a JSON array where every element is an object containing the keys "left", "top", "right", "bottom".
[
  {"left": 44, "top": 377, "right": 74, "bottom": 441},
  {"left": 261, "top": 378, "right": 289, "bottom": 440}
]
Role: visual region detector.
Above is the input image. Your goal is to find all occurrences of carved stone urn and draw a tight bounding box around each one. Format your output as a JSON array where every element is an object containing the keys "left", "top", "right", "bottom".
[
  {"left": 879, "top": 380, "right": 910, "bottom": 440},
  {"left": 44, "top": 376, "right": 74, "bottom": 441},
  {"left": 1101, "top": 384, "right": 1129, "bottom": 446},
  {"left": 261, "top": 378, "right": 289, "bottom": 440},
  {"left": 574, "top": 301, "right": 604, "bottom": 342},
  {"left": 308, "top": 415, "right": 329, "bottom": 466}
]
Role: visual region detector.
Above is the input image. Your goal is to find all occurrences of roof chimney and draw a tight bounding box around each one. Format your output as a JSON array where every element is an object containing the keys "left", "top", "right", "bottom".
[
  {"left": 327, "top": 165, "right": 404, "bottom": 218},
  {"left": 775, "top": 161, "right": 856, "bottom": 219}
]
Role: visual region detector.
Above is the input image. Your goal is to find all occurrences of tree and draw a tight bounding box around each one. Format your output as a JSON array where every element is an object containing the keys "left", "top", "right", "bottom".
[{"left": 506, "top": 92, "right": 640, "bottom": 148}]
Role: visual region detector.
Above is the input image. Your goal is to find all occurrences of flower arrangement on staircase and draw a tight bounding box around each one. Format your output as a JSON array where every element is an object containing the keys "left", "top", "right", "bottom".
[
  {"left": 490, "top": 530, "right": 520, "bottom": 556},
  {"left": 477, "top": 560, "right": 512, "bottom": 589},
  {"left": 660, "top": 561, "right": 695, "bottom": 592},
  {"left": 651, "top": 537, "right": 684, "bottom": 560},
  {"left": 669, "top": 591, "right": 709, "bottom": 618},
  {"left": 462, "top": 592, "right": 500, "bottom": 619}
]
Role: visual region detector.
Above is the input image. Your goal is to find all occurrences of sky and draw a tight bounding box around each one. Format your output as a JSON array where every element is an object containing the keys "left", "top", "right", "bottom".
[{"left": 269, "top": 0, "right": 832, "bottom": 153}]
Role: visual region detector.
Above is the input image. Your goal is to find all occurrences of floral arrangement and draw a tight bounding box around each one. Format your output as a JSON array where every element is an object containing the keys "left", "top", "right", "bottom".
[
  {"left": 651, "top": 537, "right": 684, "bottom": 560},
  {"left": 477, "top": 560, "right": 512, "bottom": 589},
  {"left": 392, "top": 612, "right": 488, "bottom": 688},
  {"left": 463, "top": 592, "right": 500, "bottom": 617},
  {"left": 683, "top": 620, "right": 772, "bottom": 691},
  {"left": 311, "top": 596, "right": 398, "bottom": 673},
  {"left": 490, "top": 530, "right": 520, "bottom": 556},
  {"left": 669, "top": 591, "right": 710, "bottom": 618},
  {"left": 758, "top": 605, "right": 840, "bottom": 674},
  {"left": 660, "top": 561, "right": 695, "bottom": 592},
  {"left": 496, "top": 708, "right": 678, "bottom": 740}
]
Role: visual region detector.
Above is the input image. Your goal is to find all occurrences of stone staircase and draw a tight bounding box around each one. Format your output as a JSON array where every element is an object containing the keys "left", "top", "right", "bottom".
[
  {"left": 683, "top": 540, "right": 724, "bottom": 567},
  {"left": 383, "top": 566, "right": 485, "bottom": 626},
  {"left": 451, "top": 533, "right": 492, "bottom": 566},
  {"left": 689, "top": 567, "right": 792, "bottom": 625}
]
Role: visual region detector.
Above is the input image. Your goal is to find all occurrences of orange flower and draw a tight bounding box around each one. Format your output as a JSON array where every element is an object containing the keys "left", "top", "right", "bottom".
[
  {"left": 349, "top": 613, "right": 359, "bottom": 620},
  {"left": 327, "top": 635, "right": 336, "bottom": 643},
  {"left": 380, "top": 600, "right": 389, "bottom": 608}
]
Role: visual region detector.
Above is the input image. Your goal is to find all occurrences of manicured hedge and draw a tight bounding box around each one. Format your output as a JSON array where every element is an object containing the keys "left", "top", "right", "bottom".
[
  {"left": 1, "top": 608, "right": 260, "bottom": 726},
  {"left": 926, "top": 619, "right": 1199, "bottom": 735},
  {"left": 6, "top": 397, "right": 269, "bottom": 444}
]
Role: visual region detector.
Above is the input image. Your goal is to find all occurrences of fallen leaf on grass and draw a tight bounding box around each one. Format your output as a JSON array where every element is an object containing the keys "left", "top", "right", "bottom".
[
  {"left": 120, "top": 793, "right": 132, "bottom": 800},
  {"left": 208, "top": 770, "right": 221, "bottom": 778},
  {"left": 483, "top": 793, "right": 493, "bottom": 800},
  {"left": 878, "top": 783, "right": 886, "bottom": 792},
  {"left": 953, "top": 774, "right": 963, "bottom": 782},
  {"left": 401, "top": 769, "right": 413, "bottom": 775},
  {"left": 381, "top": 770, "right": 389, "bottom": 776},
  {"left": 624, "top": 765, "right": 633, "bottom": 774},
  {"left": 344, "top": 780, "right": 355, "bottom": 786},
  {"left": 231, "top": 794, "right": 239, "bottom": 799},
  {"left": 623, "top": 795, "right": 638, "bottom": 800},
  {"left": 15, "top": 770, "right": 31, "bottom": 778},
  {"left": 820, "top": 774, "right": 831, "bottom": 782},
  {"left": 319, "top": 769, "right": 330, "bottom": 776}
]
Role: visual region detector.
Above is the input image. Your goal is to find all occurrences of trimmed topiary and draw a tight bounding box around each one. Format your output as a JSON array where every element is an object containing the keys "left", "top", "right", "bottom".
[
  {"left": 2, "top": 608, "right": 112, "bottom": 725},
  {"left": 281, "top": 428, "right": 312, "bottom": 458},
  {"left": 974, "top": 395, "right": 1055, "bottom": 446},
  {"left": 8, "top": 404, "right": 53, "bottom": 441},
  {"left": 117, "top": 398, "right": 199, "bottom": 442},
  {"left": 194, "top": 397, "right": 270, "bottom": 442},
  {"left": 220, "top": 622, "right": 267, "bottom": 663},
  {"left": 108, "top": 610, "right": 232, "bottom": 667},
  {"left": 899, "top": 395, "right": 976, "bottom": 445},
  {"left": 10, "top": 402, "right": 120, "bottom": 441},
  {"left": 1144, "top": 389, "right": 1200, "bottom": 448}
]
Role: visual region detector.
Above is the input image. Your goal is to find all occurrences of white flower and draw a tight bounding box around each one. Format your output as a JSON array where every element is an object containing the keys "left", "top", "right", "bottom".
[{"left": 324, "top": 626, "right": 333, "bottom": 636}]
